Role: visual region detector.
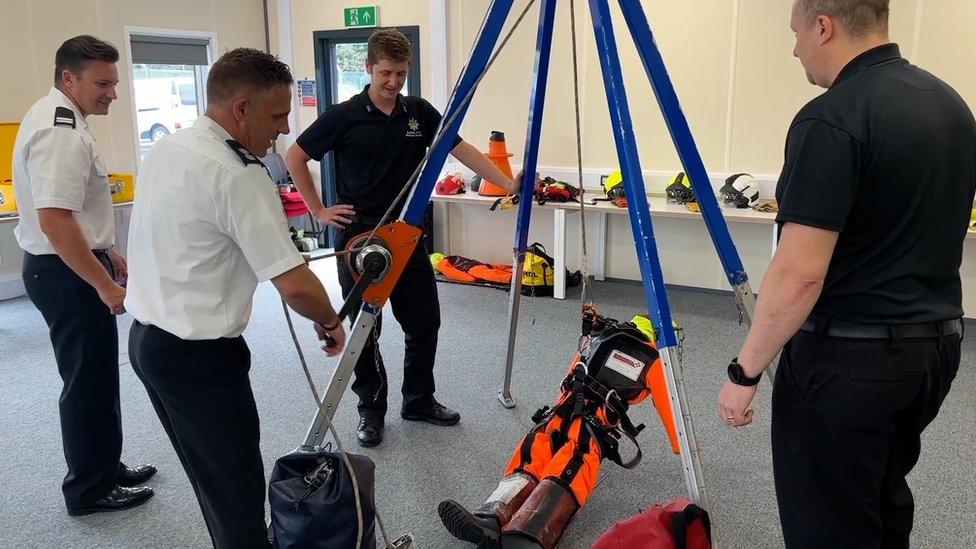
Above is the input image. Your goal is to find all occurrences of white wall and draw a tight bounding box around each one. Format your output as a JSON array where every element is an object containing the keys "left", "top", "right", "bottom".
[{"left": 0, "top": 0, "right": 268, "bottom": 298}]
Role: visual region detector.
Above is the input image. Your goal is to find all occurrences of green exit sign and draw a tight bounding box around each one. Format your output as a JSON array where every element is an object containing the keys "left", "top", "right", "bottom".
[{"left": 344, "top": 6, "right": 379, "bottom": 28}]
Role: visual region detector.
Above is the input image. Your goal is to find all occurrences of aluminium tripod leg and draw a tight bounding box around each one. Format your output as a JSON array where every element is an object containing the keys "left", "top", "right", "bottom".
[
  {"left": 299, "top": 304, "right": 380, "bottom": 451},
  {"left": 588, "top": 0, "right": 710, "bottom": 512},
  {"left": 498, "top": 0, "right": 559, "bottom": 409}
]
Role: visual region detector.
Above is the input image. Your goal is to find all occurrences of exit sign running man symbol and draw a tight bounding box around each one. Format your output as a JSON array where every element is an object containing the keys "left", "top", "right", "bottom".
[{"left": 344, "top": 6, "right": 379, "bottom": 28}]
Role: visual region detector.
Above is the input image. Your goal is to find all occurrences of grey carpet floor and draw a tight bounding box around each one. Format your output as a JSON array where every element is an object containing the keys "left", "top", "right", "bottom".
[{"left": 1, "top": 260, "right": 974, "bottom": 548}]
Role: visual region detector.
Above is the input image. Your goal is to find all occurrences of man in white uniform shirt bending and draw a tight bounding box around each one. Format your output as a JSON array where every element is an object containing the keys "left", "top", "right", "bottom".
[{"left": 125, "top": 48, "right": 345, "bottom": 548}]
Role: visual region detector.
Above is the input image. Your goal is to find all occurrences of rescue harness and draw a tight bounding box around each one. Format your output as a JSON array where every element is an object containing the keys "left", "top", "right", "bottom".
[{"left": 528, "top": 311, "right": 664, "bottom": 472}]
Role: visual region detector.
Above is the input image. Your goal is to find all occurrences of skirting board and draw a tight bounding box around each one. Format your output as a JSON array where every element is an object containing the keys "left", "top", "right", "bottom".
[{"left": 0, "top": 276, "right": 26, "bottom": 301}]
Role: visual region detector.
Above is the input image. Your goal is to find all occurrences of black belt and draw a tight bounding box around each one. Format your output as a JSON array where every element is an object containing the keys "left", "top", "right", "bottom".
[
  {"left": 347, "top": 214, "right": 388, "bottom": 227},
  {"left": 800, "top": 317, "right": 962, "bottom": 339}
]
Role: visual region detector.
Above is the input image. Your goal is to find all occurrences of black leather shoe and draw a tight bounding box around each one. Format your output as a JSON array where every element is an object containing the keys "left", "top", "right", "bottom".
[
  {"left": 116, "top": 464, "right": 157, "bottom": 487},
  {"left": 66, "top": 485, "right": 154, "bottom": 516},
  {"left": 401, "top": 400, "right": 460, "bottom": 426},
  {"left": 438, "top": 500, "right": 501, "bottom": 549},
  {"left": 357, "top": 415, "right": 384, "bottom": 447}
]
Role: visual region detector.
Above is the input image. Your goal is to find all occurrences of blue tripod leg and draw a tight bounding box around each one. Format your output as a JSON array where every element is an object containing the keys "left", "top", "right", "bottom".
[
  {"left": 400, "top": 0, "right": 516, "bottom": 226},
  {"left": 588, "top": 0, "right": 710, "bottom": 510},
  {"left": 616, "top": 0, "right": 761, "bottom": 352},
  {"left": 498, "top": 0, "right": 559, "bottom": 408}
]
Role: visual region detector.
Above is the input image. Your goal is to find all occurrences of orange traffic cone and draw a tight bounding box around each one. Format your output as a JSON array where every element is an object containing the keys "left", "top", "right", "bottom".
[{"left": 478, "top": 131, "right": 514, "bottom": 197}]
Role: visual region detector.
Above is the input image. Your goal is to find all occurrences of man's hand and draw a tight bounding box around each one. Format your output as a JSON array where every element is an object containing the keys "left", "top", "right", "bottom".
[
  {"left": 718, "top": 380, "right": 757, "bottom": 428},
  {"left": 314, "top": 321, "right": 346, "bottom": 356},
  {"left": 314, "top": 204, "right": 356, "bottom": 228},
  {"left": 107, "top": 248, "right": 127, "bottom": 284},
  {"left": 508, "top": 170, "right": 541, "bottom": 196},
  {"left": 97, "top": 282, "right": 127, "bottom": 315}
]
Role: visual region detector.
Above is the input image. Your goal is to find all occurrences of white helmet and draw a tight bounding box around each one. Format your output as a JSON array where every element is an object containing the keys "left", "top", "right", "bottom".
[{"left": 720, "top": 173, "right": 760, "bottom": 208}]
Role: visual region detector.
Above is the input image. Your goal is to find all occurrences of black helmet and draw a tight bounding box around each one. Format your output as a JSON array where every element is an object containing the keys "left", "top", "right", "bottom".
[{"left": 665, "top": 172, "right": 695, "bottom": 204}]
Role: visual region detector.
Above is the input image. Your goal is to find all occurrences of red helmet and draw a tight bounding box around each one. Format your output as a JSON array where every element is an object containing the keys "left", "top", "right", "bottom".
[{"left": 436, "top": 172, "right": 466, "bottom": 195}]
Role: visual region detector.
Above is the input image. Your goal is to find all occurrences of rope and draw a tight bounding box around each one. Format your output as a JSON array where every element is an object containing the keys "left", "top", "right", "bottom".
[
  {"left": 570, "top": 0, "right": 592, "bottom": 308},
  {"left": 281, "top": 299, "right": 394, "bottom": 547}
]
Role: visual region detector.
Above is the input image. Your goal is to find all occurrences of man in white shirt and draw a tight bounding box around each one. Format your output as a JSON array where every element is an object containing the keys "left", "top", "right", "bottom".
[
  {"left": 125, "top": 48, "right": 345, "bottom": 548},
  {"left": 15, "top": 35, "right": 155, "bottom": 516}
]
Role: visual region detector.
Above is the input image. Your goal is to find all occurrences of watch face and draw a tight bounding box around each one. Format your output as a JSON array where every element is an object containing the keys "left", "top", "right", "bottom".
[{"left": 728, "top": 362, "right": 741, "bottom": 383}]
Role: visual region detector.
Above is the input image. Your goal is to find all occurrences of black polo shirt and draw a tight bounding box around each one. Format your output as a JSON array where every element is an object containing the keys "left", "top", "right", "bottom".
[
  {"left": 296, "top": 85, "right": 458, "bottom": 219},
  {"left": 775, "top": 44, "right": 976, "bottom": 324}
]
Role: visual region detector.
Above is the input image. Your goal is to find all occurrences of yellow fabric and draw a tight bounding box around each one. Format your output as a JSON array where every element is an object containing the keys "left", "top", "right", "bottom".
[
  {"left": 523, "top": 251, "right": 554, "bottom": 288},
  {"left": 430, "top": 252, "right": 445, "bottom": 273},
  {"left": 629, "top": 315, "right": 656, "bottom": 344},
  {"left": 603, "top": 169, "right": 624, "bottom": 198}
]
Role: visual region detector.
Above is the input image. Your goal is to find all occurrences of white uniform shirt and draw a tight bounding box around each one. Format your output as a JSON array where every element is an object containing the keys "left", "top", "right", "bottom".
[
  {"left": 125, "top": 116, "right": 304, "bottom": 340},
  {"left": 13, "top": 87, "right": 114, "bottom": 255}
]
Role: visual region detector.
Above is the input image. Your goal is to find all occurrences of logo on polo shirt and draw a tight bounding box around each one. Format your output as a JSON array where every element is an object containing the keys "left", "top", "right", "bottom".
[{"left": 406, "top": 117, "right": 422, "bottom": 138}]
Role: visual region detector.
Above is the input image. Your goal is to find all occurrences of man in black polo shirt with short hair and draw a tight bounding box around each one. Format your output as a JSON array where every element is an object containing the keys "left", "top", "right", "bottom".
[
  {"left": 716, "top": 1, "right": 975, "bottom": 546},
  {"left": 286, "top": 28, "right": 520, "bottom": 448}
]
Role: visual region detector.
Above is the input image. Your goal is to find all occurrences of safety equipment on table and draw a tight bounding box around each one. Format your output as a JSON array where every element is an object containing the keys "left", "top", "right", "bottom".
[
  {"left": 719, "top": 173, "right": 760, "bottom": 209},
  {"left": 435, "top": 172, "right": 466, "bottom": 195},
  {"left": 471, "top": 175, "right": 483, "bottom": 193},
  {"left": 666, "top": 172, "right": 695, "bottom": 205},
  {"left": 534, "top": 177, "right": 580, "bottom": 205},
  {"left": 489, "top": 194, "right": 520, "bottom": 211},
  {"left": 437, "top": 255, "right": 514, "bottom": 285},
  {"left": 268, "top": 448, "right": 378, "bottom": 548},
  {"left": 437, "top": 309, "right": 680, "bottom": 549},
  {"left": 479, "top": 131, "right": 515, "bottom": 197},
  {"left": 602, "top": 169, "right": 628, "bottom": 208},
  {"left": 591, "top": 496, "right": 712, "bottom": 549},
  {"left": 521, "top": 243, "right": 555, "bottom": 297}
]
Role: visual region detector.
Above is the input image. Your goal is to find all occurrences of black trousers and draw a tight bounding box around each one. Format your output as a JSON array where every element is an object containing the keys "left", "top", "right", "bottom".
[
  {"left": 336, "top": 223, "right": 441, "bottom": 415},
  {"left": 129, "top": 323, "right": 269, "bottom": 549},
  {"left": 22, "top": 251, "right": 122, "bottom": 507},
  {"left": 771, "top": 327, "right": 961, "bottom": 548}
]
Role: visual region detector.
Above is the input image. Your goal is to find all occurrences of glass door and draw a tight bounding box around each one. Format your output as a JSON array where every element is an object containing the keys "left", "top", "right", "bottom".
[{"left": 312, "top": 26, "right": 420, "bottom": 247}]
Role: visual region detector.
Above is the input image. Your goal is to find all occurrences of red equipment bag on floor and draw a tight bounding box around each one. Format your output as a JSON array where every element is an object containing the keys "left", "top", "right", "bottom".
[{"left": 590, "top": 497, "right": 711, "bottom": 549}]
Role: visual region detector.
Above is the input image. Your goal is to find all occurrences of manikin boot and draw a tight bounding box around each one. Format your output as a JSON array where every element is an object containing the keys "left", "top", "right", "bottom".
[
  {"left": 501, "top": 479, "right": 579, "bottom": 549},
  {"left": 439, "top": 473, "right": 538, "bottom": 548}
]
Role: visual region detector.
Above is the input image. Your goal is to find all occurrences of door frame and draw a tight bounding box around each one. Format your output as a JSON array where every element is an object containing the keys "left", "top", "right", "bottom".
[{"left": 311, "top": 26, "right": 421, "bottom": 247}]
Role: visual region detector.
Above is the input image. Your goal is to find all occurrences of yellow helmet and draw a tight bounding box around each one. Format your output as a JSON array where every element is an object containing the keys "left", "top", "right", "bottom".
[
  {"left": 603, "top": 170, "right": 625, "bottom": 200},
  {"left": 666, "top": 172, "right": 696, "bottom": 204}
]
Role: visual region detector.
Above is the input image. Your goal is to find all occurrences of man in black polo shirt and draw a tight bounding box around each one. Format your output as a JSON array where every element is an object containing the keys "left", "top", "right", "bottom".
[
  {"left": 715, "top": 1, "right": 975, "bottom": 546},
  {"left": 285, "top": 28, "right": 519, "bottom": 448}
]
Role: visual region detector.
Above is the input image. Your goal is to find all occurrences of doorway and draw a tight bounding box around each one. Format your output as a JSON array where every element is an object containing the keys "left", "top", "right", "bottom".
[{"left": 311, "top": 26, "right": 421, "bottom": 247}]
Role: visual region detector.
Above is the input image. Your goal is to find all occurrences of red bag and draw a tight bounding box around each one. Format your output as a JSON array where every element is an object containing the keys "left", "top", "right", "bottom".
[{"left": 591, "top": 497, "right": 711, "bottom": 549}]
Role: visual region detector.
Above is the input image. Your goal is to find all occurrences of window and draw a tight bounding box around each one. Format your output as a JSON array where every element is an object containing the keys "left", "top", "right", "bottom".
[
  {"left": 179, "top": 83, "right": 197, "bottom": 106},
  {"left": 125, "top": 30, "right": 215, "bottom": 162}
]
